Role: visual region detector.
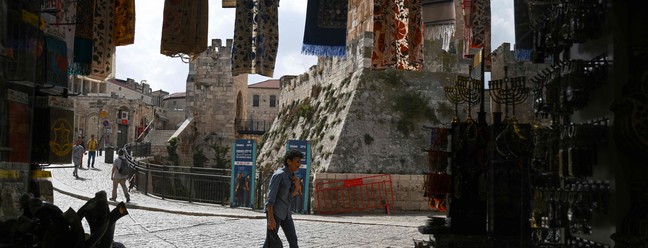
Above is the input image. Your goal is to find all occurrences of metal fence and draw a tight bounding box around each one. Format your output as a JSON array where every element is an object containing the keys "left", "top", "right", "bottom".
[
  {"left": 122, "top": 148, "right": 313, "bottom": 211},
  {"left": 129, "top": 160, "right": 232, "bottom": 205}
]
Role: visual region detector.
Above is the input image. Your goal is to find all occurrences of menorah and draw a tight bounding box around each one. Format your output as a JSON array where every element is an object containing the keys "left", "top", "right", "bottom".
[
  {"left": 489, "top": 67, "right": 529, "bottom": 122},
  {"left": 455, "top": 75, "right": 482, "bottom": 123},
  {"left": 444, "top": 86, "right": 462, "bottom": 124}
]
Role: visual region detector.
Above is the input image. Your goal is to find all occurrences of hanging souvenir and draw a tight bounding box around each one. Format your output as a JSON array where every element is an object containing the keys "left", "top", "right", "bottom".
[
  {"left": 70, "top": 0, "right": 94, "bottom": 76},
  {"left": 301, "top": 0, "right": 348, "bottom": 58},
  {"left": 160, "top": 0, "right": 209, "bottom": 59},
  {"left": 423, "top": 0, "right": 456, "bottom": 52},
  {"left": 89, "top": 0, "right": 115, "bottom": 80},
  {"left": 114, "top": 0, "right": 135, "bottom": 46},
  {"left": 372, "top": 0, "right": 424, "bottom": 71},
  {"left": 231, "top": 0, "right": 279, "bottom": 77}
]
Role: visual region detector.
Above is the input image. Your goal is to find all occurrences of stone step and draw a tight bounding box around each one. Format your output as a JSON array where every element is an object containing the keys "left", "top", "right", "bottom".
[{"left": 145, "top": 130, "right": 176, "bottom": 146}]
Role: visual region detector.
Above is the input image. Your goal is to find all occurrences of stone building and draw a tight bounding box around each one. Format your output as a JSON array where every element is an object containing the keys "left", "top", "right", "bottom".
[
  {"left": 70, "top": 76, "right": 159, "bottom": 148},
  {"left": 245, "top": 79, "right": 280, "bottom": 132},
  {"left": 172, "top": 39, "right": 248, "bottom": 166},
  {"left": 161, "top": 92, "right": 187, "bottom": 130}
]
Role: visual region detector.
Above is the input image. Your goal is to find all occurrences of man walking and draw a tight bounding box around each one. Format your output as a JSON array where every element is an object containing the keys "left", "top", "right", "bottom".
[
  {"left": 72, "top": 139, "right": 85, "bottom": 178},
  {"left": 86, "top": 134, "right": 98, "bottom": 168},
  {"left": 264, "top": 149, "right": 304, "bottom": 248},
  {"left": 110, "top": 149, "right": 130, "bottom": 203}
]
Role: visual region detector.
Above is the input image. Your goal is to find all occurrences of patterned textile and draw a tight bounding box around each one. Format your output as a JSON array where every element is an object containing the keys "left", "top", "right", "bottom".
[
  {"left": 45, "top": 35, "right": 68, "bottom": 87},
  {"left": 302, "top": 0, "right": 348, "bottom": 57},
  {"left": 160, "top": 0, "right": 209, "bottom": 59},
  {"left": 422, "top": 0, "right": 456, "bottom": 52},
  {"left": 231, "top": 0, "right": 279, "bottom": 77},
  {"left": 462, "top": 0, "right": 490, "bottom": 71},
  {"left": 89, "top": 0, "right": 115, "bottom": 80},
  {"left": 70, "top": 0, "right": 94, "bottom": 76},
  {"left": 372, "top": 0, "right": 424, "bottom": 71},
  {"left": 469, "top": 0, "right": 490, "bottom": 70},
  {"left": 222, "top": 0, "right": 236, "bottom": 8},
  {"left": 114, "top": 0, "right": 135, "bottom": 46}
]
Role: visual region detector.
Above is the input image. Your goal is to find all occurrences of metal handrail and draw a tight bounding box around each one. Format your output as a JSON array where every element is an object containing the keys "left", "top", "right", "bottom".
[{"left": 136, "top": 119, "right": 155, "bottom": 142}]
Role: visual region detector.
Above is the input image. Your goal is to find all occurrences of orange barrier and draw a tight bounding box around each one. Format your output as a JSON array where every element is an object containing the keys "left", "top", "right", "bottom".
[{"left": 315, "top": 174, "right": 395, "bottom": 215}]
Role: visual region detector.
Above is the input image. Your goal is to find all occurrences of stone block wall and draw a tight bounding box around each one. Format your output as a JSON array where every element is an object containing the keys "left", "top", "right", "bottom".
[
  {"left": 313, "top": 173, "right": 429, "bottom": 211},
  {"left": 0, "top": 162, "right": 29, "bottom": 221},
  {"left": 182, "top": 38, "right": 249, "bottom": 166}
]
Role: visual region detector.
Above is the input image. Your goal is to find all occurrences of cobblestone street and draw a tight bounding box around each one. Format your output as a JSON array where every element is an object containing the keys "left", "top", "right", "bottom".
[
  {"left": 55, "top": 192, "right": 424, "bottom": 248},
  {"left": 49, "top": 155, "right": 431, "bottom": 247}
]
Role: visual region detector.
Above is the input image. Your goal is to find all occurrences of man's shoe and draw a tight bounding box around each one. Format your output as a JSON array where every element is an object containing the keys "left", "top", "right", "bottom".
[
  {"left": 126, "top": 197, "right": 130, "bottom": 203},
  {"left": 109, "top": 198, "right": 116, "bottom": 201}
]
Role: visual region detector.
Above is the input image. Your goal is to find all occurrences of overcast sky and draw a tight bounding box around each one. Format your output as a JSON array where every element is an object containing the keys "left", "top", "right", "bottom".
[{"left": 115, "top": 0, "right": 515, "bottom": 94}]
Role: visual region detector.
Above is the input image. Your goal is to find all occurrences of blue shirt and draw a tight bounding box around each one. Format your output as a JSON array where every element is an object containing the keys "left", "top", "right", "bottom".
[{"left": 265, "top": 166, "right": 294, "bottom": 221}]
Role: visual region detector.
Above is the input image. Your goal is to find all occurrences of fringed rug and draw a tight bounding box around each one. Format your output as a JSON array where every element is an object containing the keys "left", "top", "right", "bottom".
[
  {"left": 422, "top": 0, "right": 456, "bottom": 52},
  {"left": 301, "top": 0, "right": 348, "bottom": 58}
]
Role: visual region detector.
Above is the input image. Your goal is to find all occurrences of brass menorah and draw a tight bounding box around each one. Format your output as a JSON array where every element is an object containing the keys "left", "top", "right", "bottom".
[
  {"left": 444, "top": 86, "right": 462, "bottom": 124},
  {"left": 455, "top": 75, "right": 482, "bottom": 123},
  {"left": 489, "top": 66, "right": 528, "bottom": 122}
]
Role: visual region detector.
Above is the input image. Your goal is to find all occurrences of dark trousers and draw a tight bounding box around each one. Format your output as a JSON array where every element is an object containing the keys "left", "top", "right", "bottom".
[
  {"left": 264, "top": 214, "right": 298, "bottom": 248},
  {"left": 87, "top": 151, "right": 96, "bottom": 166}
]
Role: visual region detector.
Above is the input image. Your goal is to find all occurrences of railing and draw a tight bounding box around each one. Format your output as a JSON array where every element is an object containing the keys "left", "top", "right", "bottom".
[
  {"left": 235, "top": 119, "right": 273, "bottom": 134},
  {"left": 124, "top": 142, "right": 152, "bottom": 159},
  {"left": 126, "top": 158, "right": 232, "bottom": 205},
  {"left": 136, "top": 119, "right": 155, "bottom": 142}
]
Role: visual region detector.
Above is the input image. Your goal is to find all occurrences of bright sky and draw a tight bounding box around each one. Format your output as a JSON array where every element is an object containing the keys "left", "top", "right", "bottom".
[{"left": 115, "top": 0, "right": 515, "bottom": 94}]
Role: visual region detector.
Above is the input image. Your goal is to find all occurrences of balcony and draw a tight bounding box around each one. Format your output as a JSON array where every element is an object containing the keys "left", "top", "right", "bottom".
[{"left": 235, "top": 119, "right": 273, "bottom": 135}]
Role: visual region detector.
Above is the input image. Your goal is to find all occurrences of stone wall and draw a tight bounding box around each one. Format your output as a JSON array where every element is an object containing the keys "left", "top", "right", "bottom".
[
  {"left": 490, "top": 43, "right": 550, "bottom": 123},
  {"left": 314, "top": 173, "right": 429, "bottom": 211},
  {"left": 0, "top": 162, "right": 29, "bottom": 221}
]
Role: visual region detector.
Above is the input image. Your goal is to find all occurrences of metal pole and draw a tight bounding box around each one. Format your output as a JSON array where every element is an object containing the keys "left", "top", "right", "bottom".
[{"left": 479, "top": 48, "right": 487, "bottom": 124}]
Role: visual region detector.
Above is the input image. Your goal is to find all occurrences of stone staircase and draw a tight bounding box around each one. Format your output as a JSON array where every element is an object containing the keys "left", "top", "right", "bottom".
[{"left": 144, "top": 130, "right": 176, "bottom": 147}]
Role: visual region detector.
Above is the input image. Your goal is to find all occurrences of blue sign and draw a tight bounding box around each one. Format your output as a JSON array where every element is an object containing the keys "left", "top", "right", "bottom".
[
  {"left": 231, "top": 139, "right": 256, "bottom": 208},
  {"left": 286, "top": 140, "right": 311, "bottom": 214},
  {"left": 102, "top": 120, "right": 109, "bottom": 127}
]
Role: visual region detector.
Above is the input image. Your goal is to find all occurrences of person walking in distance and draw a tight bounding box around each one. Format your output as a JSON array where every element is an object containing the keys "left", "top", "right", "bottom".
[
  {"left": 86, "top": 134, "right": 98, "bottom": 168},
  {"left": 110, "top": 149, "right": 130, "bottom": 203},
  {"left": 72, "top": 139, "right": 85, "bottom": 178},
  {"left": 264, "top": 149, "right": 304, "bottom": 248}
]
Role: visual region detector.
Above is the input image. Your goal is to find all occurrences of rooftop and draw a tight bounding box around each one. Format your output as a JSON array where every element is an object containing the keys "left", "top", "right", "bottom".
[{"left": 248, "top": 79, "right": 280, "bottom": 89}]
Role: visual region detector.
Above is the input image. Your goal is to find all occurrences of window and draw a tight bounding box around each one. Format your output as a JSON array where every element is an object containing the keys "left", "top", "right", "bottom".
[
  {"left": 270, "top": 95, "right": 276, "bottom": 107},
  {"left": 253, "top": 95, "right": 259, "bottom": 107}
]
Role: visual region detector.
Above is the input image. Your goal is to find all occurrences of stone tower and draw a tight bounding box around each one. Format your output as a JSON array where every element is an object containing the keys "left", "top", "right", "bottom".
[{"left": 180, "top": 39, "right": 248, "bottom": 165}]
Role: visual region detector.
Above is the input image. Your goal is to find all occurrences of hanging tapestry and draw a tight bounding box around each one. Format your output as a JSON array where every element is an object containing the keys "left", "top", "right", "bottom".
[
  {"left": 422, "top": 0, "right": 456, "bottom": 52},
  {"left": 5, "top": 6, "right": 42, "bottom": 82},
  {"left": 372, "top": 0, "right": 424, "bottom": 71},
  {"left": 45, "top": 35, "right": 68, "bottom": 87},
  {"left": 114, "top": 0, "right": 135, "bottom": 46},
  {"left": 231, "top": 0, "right": 279, "bottom": 77},
  {"left": 469, "top": 0, "right": 490, "bottom": 70},
  {"left": 231, "top": 0, "right": 255, "bottom": 76},
  {"left": 160, "top": 0, "right": 208, "bottom": 59},
  {"left": 223, "top": 0, "right": 236, "bottom": 8},
  {"left": 302, "top": 0, "right": 348, "bottom": 57},
  {"left": 89, "top": 0, "right": 115, "bottom": 80},
  {"left": 70, "top": 0, "right": 94, "bottom": 76}
]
